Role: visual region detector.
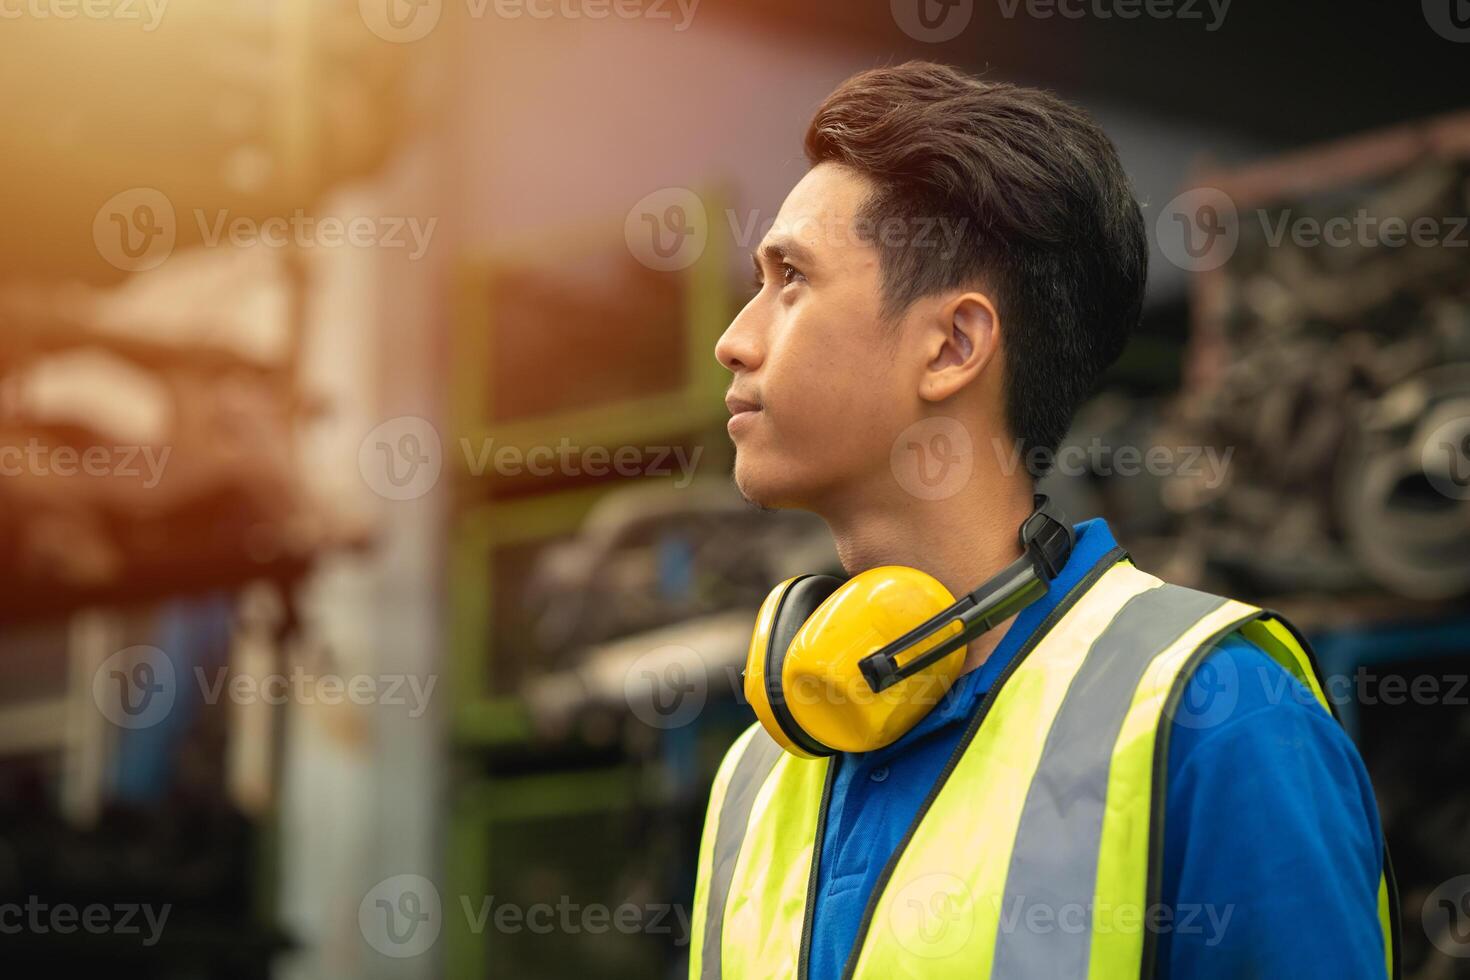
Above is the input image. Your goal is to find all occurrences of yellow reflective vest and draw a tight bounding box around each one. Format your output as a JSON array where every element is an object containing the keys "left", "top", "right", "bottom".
[{"left": 689, "top": 559, "right": 1399, "bottom": 979}]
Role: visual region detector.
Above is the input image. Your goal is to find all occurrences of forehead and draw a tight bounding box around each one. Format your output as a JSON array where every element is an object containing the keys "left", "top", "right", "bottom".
[{"left": 762, "top": 162, "right": 878, "bottom": 262}]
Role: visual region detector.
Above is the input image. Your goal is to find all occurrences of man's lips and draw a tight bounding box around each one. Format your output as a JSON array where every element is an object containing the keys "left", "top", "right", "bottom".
[
  {"left": 725, "top": 395, "right": 761, "bottom": 416},
  {"left": 725, "top": 394, "right": 762, "bottom": 435}
]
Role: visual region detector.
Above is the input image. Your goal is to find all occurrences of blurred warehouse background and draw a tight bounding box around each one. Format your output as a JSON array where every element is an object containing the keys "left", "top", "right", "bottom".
[{"left": 0, "top": 1, "right": 1468, "bottom": 978}]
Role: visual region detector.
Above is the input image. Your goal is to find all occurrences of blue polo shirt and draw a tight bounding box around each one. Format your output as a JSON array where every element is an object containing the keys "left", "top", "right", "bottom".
[{"left": 808, "top": 518, "right": 1387, "bottom": 978}]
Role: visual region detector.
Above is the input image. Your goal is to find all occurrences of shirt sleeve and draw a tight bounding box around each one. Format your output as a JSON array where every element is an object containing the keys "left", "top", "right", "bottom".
[{"left": 1156, "top": 634, "right": 1387, "bottom": 979}]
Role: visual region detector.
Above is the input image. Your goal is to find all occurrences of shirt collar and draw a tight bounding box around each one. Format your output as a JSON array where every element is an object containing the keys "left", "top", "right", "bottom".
[{"left": 862, "top": 517, "right": 1123, "bottom": 757}]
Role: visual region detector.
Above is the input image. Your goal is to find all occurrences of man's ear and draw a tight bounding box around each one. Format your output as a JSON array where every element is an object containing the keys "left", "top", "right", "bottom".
[{"left": 919, "top": 291, "right": 1002, "bottom": 403}]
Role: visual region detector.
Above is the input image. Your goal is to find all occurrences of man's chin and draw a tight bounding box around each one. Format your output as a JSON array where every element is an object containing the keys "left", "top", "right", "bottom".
[
  {"left": 731, "top": 467, "right": 777, "bottom": 511},
  {"left": 732, "top": 459, "right": 809, "bottom": 512}
]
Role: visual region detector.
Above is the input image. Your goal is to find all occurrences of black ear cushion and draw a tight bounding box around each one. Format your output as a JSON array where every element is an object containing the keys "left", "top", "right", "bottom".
[{"left": 765, "top": 574, "right": 844, "bottom": 758}]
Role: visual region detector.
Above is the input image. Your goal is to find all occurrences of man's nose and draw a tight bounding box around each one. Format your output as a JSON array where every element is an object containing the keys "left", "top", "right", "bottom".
[{"left": 715, "top": 302, "right": 765, "bottom": 375}]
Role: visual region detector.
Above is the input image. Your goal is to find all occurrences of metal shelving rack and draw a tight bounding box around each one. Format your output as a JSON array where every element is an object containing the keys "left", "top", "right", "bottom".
[{"left": 444, "top": 189, "right": 732, "bottom": 980}]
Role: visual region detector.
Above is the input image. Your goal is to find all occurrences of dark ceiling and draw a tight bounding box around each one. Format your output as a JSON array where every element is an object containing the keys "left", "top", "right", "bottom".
[{"left": 706, "top": 0, "right": 1467, "bottom": 147}]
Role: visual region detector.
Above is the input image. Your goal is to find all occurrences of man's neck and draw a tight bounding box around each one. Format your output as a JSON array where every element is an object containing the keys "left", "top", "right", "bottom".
[{"left": 819, "top": 478, "right": 1036, "bottom": 675}]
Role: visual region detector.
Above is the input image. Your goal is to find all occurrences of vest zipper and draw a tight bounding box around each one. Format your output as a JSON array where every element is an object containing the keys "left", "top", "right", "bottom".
[
  {"left": 797, "top": 758, "right": 838, "bottom": 980},
  {"left": 837, "top": 546, "right": 1128, "bottom": 980}
]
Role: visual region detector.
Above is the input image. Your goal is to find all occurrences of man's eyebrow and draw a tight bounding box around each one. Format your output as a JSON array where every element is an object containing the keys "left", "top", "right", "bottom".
[{"left": 752, "top": 234, "right": 818, "bottom": 272}]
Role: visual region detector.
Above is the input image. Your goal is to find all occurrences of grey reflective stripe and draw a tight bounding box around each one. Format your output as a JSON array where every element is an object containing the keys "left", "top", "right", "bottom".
[
  {"left": 701, "top": 730, "right": 785, "bottom": 980},
  {"left": 991, "top": 584, "right": 1227, "bottom": 979}
]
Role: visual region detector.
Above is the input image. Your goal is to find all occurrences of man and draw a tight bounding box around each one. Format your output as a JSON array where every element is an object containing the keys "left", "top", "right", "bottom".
[{"left": 689, "top": 62, "right": 1396, "bottom": 979}]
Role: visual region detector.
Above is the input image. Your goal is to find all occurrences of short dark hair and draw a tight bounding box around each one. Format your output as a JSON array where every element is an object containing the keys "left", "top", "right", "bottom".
[{"left": 805, "top": 61, "right": 1147, "bottom": 468}]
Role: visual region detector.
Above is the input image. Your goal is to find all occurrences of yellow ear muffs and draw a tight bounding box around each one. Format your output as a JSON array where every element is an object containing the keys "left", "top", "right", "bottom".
[
  {"left": 744, "top": 574, "right": 844, "bottom": 758},
  {"left": 744, "top": 567, "right": 969, "bottom": 758},
  {"left": 744, "top": 495, "right": 1076, "bottom": 758}
]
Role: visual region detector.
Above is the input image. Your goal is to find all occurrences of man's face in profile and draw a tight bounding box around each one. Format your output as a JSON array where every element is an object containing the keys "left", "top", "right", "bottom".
[{"left": 715, "top": 162, "right": 920, "bottom": 514}]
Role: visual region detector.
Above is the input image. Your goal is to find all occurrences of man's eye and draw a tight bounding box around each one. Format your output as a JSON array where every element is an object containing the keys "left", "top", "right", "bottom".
[{"left": 750, "top": 261, "right": 804, "bottom": 294}]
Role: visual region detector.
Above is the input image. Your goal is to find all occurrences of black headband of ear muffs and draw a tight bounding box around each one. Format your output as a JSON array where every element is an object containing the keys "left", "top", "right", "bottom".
[{"left": 858, "top": 494, "right": 1074, "bottom": 694}]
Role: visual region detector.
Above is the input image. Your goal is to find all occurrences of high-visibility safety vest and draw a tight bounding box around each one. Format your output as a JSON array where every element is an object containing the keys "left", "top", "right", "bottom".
[{"left": 689, "top": 558, "right": 1400, "bottom": 979}]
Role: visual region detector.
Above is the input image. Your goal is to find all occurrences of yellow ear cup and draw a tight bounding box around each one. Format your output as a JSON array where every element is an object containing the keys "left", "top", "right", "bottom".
[
  {"left": 782, "top": 566, "right": 968, "bottom": 754},
  {"left": 744, "top": 574, "right": 844, "bottom": 758}
]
